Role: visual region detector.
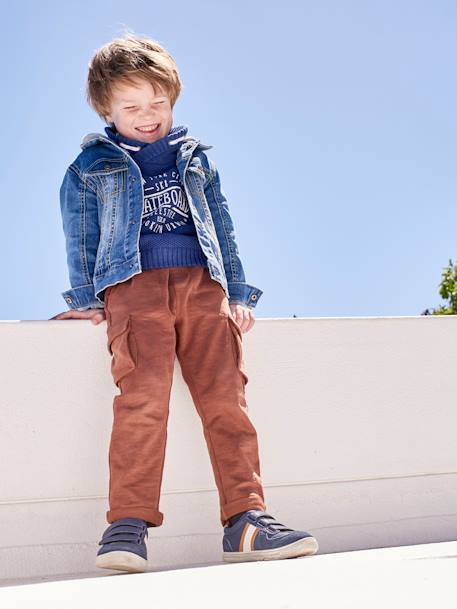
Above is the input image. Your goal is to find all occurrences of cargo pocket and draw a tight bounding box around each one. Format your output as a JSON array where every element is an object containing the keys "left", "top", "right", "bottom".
[
  {"left": 227, "top": 315, "right": 249, "bottom": 386},
  {"left": 106, "top": 314, "right": 137, "bottom": 388}
]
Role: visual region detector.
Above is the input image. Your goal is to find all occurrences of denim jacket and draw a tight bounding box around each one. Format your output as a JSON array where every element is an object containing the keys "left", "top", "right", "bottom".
[{"left": 59, "top": 132, "right": 263, "bottom": 310}]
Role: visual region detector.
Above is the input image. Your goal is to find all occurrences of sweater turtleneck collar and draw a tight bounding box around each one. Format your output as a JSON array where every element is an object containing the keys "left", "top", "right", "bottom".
[{"left": 104, "top": 123, "right": 190, "bottom": 173}]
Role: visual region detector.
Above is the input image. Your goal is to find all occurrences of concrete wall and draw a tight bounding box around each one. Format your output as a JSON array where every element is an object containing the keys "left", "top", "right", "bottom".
[{"left": 1, "top": 315, "right": 457, "bottom": 582}]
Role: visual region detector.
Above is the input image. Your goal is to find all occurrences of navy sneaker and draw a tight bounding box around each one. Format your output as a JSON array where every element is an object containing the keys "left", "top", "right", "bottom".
[
  {"left": 95, "top": 517, "right": 149, "bottom": 572},
  {"left": 222, "top": 510, "right": 318, "bottom": 562}
]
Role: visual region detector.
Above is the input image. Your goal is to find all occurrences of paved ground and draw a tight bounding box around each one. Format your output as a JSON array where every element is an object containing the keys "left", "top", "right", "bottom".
[{"left": 1, "top": 540, "right": 456, "bottom": 608}]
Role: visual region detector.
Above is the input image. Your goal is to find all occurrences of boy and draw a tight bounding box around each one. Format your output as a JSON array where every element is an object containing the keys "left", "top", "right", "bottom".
[{"left": 52, "top": 34, "right": 318, "bottom": 572}]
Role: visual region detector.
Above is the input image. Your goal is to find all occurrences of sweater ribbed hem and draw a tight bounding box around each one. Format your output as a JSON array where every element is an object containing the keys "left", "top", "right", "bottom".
[{"left": 139, "top": 233, "right": 208, "bottom": 270}]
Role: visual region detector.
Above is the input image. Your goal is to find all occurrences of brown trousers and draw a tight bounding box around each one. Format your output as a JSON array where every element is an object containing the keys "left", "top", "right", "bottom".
[{"left": 104, "top": 266, "right": 266, "bottom": 527}]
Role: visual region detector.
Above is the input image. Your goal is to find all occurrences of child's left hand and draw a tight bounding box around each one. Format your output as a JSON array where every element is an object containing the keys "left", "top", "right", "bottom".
[{"left": 229, "top": 303, "right": 255, "bottom": 334}]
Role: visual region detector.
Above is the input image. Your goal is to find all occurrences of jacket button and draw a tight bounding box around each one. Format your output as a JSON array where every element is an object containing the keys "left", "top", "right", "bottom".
[
  {"left": 65, "top": 296, "right": 73, "bottom": 304},
  {"left": 250, "top": 294, "right": 257, "bottom": 301}
]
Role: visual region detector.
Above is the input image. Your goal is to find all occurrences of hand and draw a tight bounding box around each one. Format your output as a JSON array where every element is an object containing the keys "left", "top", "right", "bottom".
[
  {"left": 229, "top": 303, "right": 255, "bottom": 334},
  {"left": 49, "top": 309, "right": 106, "bottom": 325}
]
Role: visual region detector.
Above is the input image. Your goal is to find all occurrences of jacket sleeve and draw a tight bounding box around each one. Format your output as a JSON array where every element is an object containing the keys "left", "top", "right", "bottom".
[
  {"left": 204, "top": 158, "right": 263, "bottom": 309},
  {"left": 59, "top": 165, "right": 104, "bottom": 310}
]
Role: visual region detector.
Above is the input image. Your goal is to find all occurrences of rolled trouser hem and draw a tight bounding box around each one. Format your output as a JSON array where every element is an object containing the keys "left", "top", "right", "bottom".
[
  {"left": 107, "top": 506, "right": 164, "bottom": 527},
  {"left": 220, "top": 495, "right": 266, "bottom": 527}
]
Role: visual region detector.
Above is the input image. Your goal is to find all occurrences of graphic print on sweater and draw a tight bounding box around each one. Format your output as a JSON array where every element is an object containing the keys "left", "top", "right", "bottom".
[{"left": 141, "top": 169, "right": 190, "bottom": 234}]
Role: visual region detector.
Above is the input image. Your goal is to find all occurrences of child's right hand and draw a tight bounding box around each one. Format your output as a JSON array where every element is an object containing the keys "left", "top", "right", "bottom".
[{"left": 49, "top": 309, "right": 106, "bottom": 325}]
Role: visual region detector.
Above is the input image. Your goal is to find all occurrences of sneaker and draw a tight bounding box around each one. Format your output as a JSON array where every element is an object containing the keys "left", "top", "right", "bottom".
[
  {"left": 222, "top": 510, "right": 318, "bottom": 562},
  {"left": 95, "top": 517, "right": 149, "bottom": 572}
]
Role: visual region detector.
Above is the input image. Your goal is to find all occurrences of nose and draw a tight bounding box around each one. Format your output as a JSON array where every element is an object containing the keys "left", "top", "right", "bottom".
[{"left": 138, "top": 108, "right": 158, "bottom": 121}]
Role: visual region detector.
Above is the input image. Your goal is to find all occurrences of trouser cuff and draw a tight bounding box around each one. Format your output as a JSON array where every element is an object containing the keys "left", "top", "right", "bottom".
[
  {"left": 107, "top": 506, "right": 164, "bottom": 527},
  {"left": 220, "top": 494, "right": 266, "bottom": 527}
]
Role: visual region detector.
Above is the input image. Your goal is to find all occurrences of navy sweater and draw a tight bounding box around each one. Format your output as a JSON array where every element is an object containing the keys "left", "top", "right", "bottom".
[{"left": 105, "top": 123, "right": 208, "bottom": 270}]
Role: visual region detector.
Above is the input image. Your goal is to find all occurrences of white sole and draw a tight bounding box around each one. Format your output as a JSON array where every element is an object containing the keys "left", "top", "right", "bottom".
[
  {"left": 222, "top": 535, "right": 319, "bottom": 562},
  {"left": 95, "top": 550, "right": 148, "bottom": 572}
]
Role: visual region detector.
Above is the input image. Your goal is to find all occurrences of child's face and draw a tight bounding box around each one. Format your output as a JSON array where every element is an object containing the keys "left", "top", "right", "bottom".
[{"left": 105, "top": 77, "right": 173, "bottom": 143}]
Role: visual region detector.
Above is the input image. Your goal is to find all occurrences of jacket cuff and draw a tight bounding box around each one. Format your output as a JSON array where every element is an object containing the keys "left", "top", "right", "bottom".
[
  {"left": 227, "top": 282, "right": 263, "bottom": 309},
  {"left": 76, "top": 305, "right": 105, "bottom": 312},
  {"left": 62, "top": 284, "right": 104, "bottom": 310}
]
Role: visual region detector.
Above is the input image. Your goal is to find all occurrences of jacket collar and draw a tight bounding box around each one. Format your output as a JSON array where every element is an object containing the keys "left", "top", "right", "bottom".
[{"left": 80, "top": 132, "right": 213, "bottom": 153}]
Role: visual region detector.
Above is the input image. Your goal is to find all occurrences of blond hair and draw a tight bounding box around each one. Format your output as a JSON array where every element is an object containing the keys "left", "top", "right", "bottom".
[{"left": 86, "top": 33, "right": 183, "bottom": 123}]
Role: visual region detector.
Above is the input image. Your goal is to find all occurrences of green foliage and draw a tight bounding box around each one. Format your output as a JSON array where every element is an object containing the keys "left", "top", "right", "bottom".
[{"left": 423, "top": 259, "right": 457, "bottom": 315}]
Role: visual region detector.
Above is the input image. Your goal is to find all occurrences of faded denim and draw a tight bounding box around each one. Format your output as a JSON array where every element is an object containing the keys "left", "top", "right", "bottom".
[{"left": 59, "top": 132, "right": 263, "bottom": 311}]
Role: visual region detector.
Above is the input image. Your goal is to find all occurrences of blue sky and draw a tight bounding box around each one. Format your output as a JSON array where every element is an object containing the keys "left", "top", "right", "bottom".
[{"left": 2, "top": 0, "right": 456, "bottom": 320}]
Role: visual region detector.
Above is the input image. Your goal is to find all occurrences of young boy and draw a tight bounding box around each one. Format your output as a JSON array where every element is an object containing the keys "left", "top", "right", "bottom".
[{"left": 52, "top": 34, "right": 318, "bottom": 572}]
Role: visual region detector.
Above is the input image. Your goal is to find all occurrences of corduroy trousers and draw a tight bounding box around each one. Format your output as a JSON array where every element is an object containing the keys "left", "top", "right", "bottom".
[{"left": 103, "top": 266, "right": 266, "bottom": 527}]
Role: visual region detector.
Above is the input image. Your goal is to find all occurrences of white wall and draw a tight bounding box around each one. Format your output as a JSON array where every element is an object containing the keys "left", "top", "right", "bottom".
[{"left": 1, "top": 315, "right": 457, "bottom": 583}]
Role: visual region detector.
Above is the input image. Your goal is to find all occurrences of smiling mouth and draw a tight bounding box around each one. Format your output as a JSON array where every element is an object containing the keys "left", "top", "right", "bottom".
[{"left": 136, "top": 124, "right": 160, "bottom": 134}]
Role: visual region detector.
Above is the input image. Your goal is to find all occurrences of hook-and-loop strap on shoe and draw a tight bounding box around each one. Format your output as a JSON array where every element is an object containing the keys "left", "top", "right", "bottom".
[{"left": 98, "top": 517, "right": 148, "bottom": 547}]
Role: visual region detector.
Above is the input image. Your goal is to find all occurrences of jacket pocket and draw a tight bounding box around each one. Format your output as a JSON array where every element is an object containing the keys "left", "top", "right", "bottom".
[
  {"left": 227, "top": 315, "right": 249, "bottom": 386},
  {"left": 106, "top": 314, "right": 137, "bottom": 388},
  {"left": 87, "top": 167, "right": 127, "bottom": 204}
]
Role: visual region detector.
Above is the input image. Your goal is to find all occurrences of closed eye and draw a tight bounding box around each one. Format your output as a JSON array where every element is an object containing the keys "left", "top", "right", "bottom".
[{"left": 124, "top": 102, "right": 165, "bottom": 110}]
